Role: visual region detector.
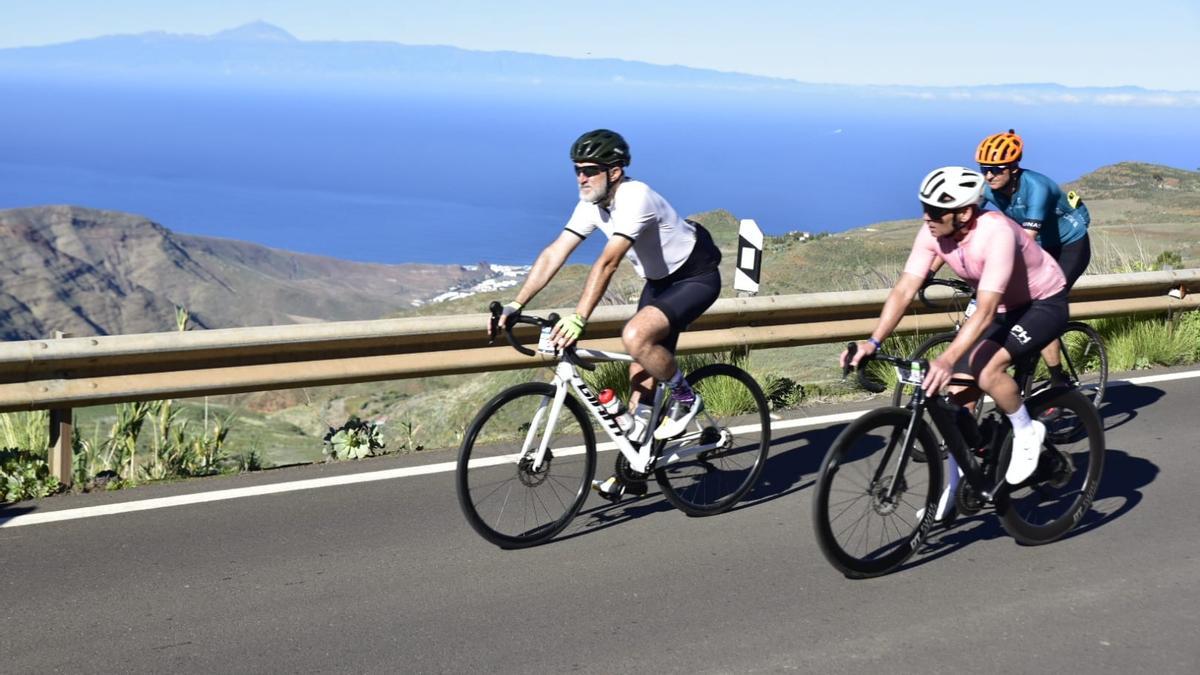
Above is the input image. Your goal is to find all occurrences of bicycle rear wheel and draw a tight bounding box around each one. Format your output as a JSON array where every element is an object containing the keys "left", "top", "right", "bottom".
[
  {"left": 457, "top": 383, "right": 596, "bottom": 548},
  {"left": 1057, "top": 322, "right": 1108, "bottom": 409},
  {"left": 997, "top": 388, "right": 1105, "bottom": 545},
  {"left": 813, "top": 408, "right": 943, "bottom": 578},
  {"left": 654, "top": 364, "right": 771, "bottom": 516}
]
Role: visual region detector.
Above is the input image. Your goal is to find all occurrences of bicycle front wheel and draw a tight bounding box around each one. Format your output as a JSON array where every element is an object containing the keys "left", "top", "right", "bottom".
[
  {"left": 457, "top": 383, "right": 596, "bottom": 549},
  {"left": 813, "top": 407, "right": 943, "bottom": 578},
  {"left": 654, "top": 364, "right": 771, "bottom": 516},
  {"left": 997, "top": 388, "right": 1105, "bottom": 545}
]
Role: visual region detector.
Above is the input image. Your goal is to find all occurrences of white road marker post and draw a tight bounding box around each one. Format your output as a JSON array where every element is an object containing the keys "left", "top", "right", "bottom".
[{"left": 734, "top": 218, "right": 763, "bottom": 297}]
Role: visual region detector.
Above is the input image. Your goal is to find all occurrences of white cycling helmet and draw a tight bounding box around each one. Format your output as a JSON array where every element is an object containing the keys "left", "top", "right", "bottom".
[{"left": 918, "top": 166, "right": 985, "bottom": 209}]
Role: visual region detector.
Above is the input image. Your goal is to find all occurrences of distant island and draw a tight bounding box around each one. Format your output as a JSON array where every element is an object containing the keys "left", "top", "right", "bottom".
[{"left": 2, "top": 22, "right": 1196, "bottom": 107}]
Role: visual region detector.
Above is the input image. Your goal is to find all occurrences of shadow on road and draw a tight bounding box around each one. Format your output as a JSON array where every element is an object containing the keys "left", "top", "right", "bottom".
[
  {"left": 0, "top": 503, "right": 36, "bottom": 527},
  {"left": 554, "top": 420, "right": 849, "bottom": 543},
  {"left": 1097, "top": 382, "right": 1165, "bottom": 433},
  {"left": 902, "top": 445, "right": 1158, "bottom": 572},
  {"left": 733, "top": 423, "right": 846, "bottom": 510}
]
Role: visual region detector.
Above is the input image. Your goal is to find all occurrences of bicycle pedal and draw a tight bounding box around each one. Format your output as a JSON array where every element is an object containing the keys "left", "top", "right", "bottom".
[{"left": 592, "top": 477, "right": 625, "bottom": 502}]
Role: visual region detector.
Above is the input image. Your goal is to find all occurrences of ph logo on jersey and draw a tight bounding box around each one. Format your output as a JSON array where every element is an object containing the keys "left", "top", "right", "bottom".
[{"left": 1010, "top": 324, "right": 1032, "bottom": 345}]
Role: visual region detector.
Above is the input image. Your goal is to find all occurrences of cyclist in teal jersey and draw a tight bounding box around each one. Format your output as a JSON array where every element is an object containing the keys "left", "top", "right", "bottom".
[{"left": 977, "top": 130, "right": 1092, "bottom": 388}]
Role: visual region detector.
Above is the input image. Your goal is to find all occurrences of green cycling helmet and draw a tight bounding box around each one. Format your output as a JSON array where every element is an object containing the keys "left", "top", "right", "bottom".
[{"left": 570, "top": 129, "right": 631, "bottom": 167}]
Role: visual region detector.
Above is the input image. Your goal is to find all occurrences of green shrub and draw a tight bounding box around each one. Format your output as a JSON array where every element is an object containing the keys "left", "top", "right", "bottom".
[
  {"left": 0, "top": 449, "right": 61, "bottom": 502},
  {"left": 323, "top": 416, "right": 386, "bottom": 460},
  {"left": 1092, "top": 310, "right": 1200, "bottom": 370},
  {"left": 1094, "top": 309, "right": 1195, "bottom": 369}
]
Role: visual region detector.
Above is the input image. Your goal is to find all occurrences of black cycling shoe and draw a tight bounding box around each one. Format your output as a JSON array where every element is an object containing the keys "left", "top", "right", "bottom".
[{"left": 592, "top": 475, "right": 648, "bottom": 502}]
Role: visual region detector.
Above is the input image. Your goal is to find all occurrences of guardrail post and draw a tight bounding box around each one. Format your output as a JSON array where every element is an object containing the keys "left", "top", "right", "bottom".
[{"left": 48, "top": 331, "right": 73, "bottom": 486}]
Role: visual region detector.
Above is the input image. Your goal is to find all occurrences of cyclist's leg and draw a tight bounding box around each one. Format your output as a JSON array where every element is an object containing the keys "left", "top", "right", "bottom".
[
  {"left": 1041, "top": 236, "right": 1091, "bottom": 378},
  {"left": 633, "top": 270, "right": 721, "bottom": 438},
  {"left": 978, "top": 296, "right": 1069, "bottom": 482},
  {"left": 623, "top": 306, "right": 677, "bottom": 384},
  {"left": 973, "top": 340, "right": 1020, "bottom": 413},
  {"left": 626, "top": 278, "right": 685, "bottom": 408},
  {"left": 594, "top": 289, "right": 695, "bottom": 499}
]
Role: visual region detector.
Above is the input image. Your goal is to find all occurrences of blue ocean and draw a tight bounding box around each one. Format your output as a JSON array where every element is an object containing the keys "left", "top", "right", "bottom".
[{"left": 1, "top": 80, "right": 1196, "bottom": 264}]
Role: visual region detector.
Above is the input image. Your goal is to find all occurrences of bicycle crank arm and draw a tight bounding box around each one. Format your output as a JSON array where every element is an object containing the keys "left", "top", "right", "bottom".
[{"left": 655, "top": 429, "right": 733, "bottom": 467}]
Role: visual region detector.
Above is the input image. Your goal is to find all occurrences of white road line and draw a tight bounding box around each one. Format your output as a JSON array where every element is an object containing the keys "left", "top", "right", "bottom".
[{"left": 4, "top": 367, "right": 1199, "bottom": 530}]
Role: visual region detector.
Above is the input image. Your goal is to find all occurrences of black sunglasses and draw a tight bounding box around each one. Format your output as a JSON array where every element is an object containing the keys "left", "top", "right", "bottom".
[
  {"left": 979, "top": 164, "right": 1011, "bottom": 175},
  {"left": 922, "top": 204, "right": 954, "bottom": 219},
  {"left": 573, "top": 164, "right": 610, "bottom": 177}
]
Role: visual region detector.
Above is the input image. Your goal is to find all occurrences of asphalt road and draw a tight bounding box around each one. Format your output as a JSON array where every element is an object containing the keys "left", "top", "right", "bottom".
[{"left": 3, "top": 368, "right": 1199, "bottom": 674}]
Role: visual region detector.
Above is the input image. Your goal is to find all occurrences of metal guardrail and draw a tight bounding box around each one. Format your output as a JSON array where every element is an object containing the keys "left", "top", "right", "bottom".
[{"left": 3, "top": 269, "right": 1197, "bottom": 483}]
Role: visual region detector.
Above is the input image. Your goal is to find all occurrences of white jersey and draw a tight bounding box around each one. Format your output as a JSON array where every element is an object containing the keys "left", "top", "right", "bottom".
[{"left": 563, "top": 179, "right": 697, "bottom": 280}]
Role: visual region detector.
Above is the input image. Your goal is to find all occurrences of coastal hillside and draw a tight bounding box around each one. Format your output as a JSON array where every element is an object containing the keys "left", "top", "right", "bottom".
[{"left": 0, "top": 206, "right": 514, "bottom": 339}]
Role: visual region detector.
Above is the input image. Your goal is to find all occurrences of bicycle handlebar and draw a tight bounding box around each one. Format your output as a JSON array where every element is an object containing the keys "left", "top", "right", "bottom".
[
  {"left": 488, "top": 301, "right": 595, "bottom": 371},
  {"left": 918, "top": 277, "right": 975, "bottom": 310},
  {"left": 843, "top": 341, "right": 930, "bottom": 394}
]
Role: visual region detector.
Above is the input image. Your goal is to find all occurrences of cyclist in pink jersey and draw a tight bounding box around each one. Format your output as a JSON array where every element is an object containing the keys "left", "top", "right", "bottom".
[{"left": 843, "top": 167, "right": 1067, "bottom": 486}]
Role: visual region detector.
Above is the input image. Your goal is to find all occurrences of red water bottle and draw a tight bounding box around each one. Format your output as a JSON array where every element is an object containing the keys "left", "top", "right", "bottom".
[{"left": 598, "top": 389, "right": 633, "bottom": 432}]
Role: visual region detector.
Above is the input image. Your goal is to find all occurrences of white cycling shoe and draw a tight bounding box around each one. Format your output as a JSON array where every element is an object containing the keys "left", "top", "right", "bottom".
[
  {"left": 653, "top": 393, "right": 704, "bottom": 441},
  {"left": 1006, "top": 421, "right": 1046, "bottom": 484}
]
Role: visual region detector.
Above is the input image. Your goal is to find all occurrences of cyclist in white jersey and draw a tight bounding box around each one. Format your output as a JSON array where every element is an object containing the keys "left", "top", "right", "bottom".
[{"left": 496, "top": 129, "right": 723, "bottom": 499}]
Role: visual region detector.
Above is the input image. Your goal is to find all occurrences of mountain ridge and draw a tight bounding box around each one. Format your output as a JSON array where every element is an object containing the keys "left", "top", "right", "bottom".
[{"left": 2, "top": 23, "right": 1195, "bottom": 104}]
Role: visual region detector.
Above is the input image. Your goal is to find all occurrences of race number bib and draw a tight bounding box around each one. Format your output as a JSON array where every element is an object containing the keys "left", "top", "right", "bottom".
[
  {"left": 895, "top": 361, "right": 926, "bottom": 386},
  {"left": 537, "top": 325, "right": 557, "bottom": 354}
]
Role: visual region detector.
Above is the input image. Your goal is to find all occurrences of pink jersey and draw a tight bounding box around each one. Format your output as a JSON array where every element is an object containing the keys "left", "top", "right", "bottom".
[{"left": 902, "top": 210, "right": 1066, "bottom": 312}]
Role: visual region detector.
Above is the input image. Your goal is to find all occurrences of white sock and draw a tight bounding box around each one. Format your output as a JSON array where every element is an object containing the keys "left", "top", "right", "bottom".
[{"left": 1006, "top": 405, "right": 1034, "bottom": 435}]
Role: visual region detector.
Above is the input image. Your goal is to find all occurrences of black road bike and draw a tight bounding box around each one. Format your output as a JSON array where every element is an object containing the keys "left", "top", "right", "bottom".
[
  {"left": 892, "top": 278, "right": 1108, "bottom": 417},
  {"left": 812, "top": 342, "right": 1105, "bottom": 578}
]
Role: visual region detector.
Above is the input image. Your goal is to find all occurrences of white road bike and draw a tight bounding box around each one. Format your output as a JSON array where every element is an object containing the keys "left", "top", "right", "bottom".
[{"left": 456, "top": 303, "right": 771, "bottom": 548}]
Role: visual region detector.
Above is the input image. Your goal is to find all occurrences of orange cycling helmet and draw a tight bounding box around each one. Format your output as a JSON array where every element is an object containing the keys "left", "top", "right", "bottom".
[{"left": 976, "top": 129, "right": 1023, "bottom": 164}]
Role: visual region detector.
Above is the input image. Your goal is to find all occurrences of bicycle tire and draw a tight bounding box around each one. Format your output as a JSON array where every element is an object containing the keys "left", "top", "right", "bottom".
[
  {"left": 813, "top": 407, "right": 944, "bottom": 578},
  {"left": 1056, "top": 321, "right": 1108, "bottom": 410},
  {"left": 457, "top": 382, "right": 596, "bottom": 548},
  {"left": 654, "top": 363, "right": 771, "bottom": 516},
  {"left": 996, "top": 388, "right": 1105, "bottom": 545}
]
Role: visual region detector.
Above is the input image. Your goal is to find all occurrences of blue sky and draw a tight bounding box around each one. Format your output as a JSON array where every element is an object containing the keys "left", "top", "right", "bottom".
[{"left": 2, "top": 0, "right": 1198, "bottom": 89}]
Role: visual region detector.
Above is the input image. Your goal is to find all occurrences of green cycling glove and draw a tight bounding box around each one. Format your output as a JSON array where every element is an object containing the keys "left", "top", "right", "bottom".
[
  {"left": 501, "top": 300, "right": 523, "bottom": 321},
  {"left": 554, "top": 313, "right": 587, "bottom": 343}
]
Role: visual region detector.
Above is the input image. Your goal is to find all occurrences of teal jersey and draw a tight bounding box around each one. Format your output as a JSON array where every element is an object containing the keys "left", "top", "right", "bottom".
[{"left": 984, "top": 169, "right": 1089, "bottom": 253}]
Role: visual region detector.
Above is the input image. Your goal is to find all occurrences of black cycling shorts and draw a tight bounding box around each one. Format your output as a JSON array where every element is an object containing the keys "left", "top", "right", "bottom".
[
  {"left": 954, "top": 292, "right": 1069, "bottom": 374},
  {"left": 637, "top": 224, "right": 722, "bottom": 352},
  {"left": 1052, "top": 234, "right": 1091, "bottom": 289}
]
